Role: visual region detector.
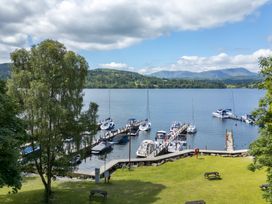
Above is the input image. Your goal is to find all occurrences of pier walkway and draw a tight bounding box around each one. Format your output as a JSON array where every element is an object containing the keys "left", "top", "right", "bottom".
[
  {"left": 147, "top": 124, "right": 189, "bottom": 158},
  {"left": 74, "top": 149, "right": 249, "bottom": 178}
]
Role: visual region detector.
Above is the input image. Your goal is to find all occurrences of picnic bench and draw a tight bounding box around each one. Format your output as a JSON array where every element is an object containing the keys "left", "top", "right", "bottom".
[
  {"left": 89, "top": 189, "right": 107, "bottom": 200},
  {"left": 204, "top": 172, "right": 221, "bottom": 180},
  {"left": 260, "top": 184, "right": 269, "bottom": 190},
  {"left": 185, "top": 200, "right": 206, "bottom": 204}
]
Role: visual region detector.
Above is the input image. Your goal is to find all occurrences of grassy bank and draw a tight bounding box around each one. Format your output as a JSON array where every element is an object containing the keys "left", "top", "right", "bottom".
[{"left": 0, "top": 156, "right": 267, "bottom": 204}]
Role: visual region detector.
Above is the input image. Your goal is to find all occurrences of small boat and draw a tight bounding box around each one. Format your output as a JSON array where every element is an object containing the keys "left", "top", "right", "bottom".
[
  {"left": 241, "top": 114, "right": 255, "bottom": 124},
  {"left": 212, "top": 109, "right": 233, "bottom": 119},
  {"left": 126, "top": 118, "right": 137, "bottom": 128},
  {"left": 139, "top": 119, "right": 151, "bottom": 131},
  {"left": 170, "top": 121, "right": 182, "bottom": 132},
  {"left": 155, "top": 130, "right": 167, "bottom": 139},
  {"left": 136, "top": 140, "right": 157, "bottom": 158},
  {"left": 110, "top": 135, "right": 129, "bottom": 144},
  {"left": 91, "top": 140, "right": 113, "bottom": 154},
  {"left": 187, "top": 124, "right": 197, "bottom": 134},
  {"left": 100, "top": 117, "right": 115, "bottom": 130},
  {"left": 167, "top": 141, "right": 186, "bottom": 153}
]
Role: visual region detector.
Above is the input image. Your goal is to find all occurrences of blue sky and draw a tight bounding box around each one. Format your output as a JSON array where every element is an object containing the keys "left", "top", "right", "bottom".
[{"left": 1, "top": 0, "right": 272, "bottom": 73}]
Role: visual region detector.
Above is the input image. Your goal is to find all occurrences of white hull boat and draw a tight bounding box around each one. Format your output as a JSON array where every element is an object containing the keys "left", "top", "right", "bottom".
[
  {"left": 187, "top": 124, "right": 197, "bottom": 134},
  {"left": 139, "top": 119, "right": 151, "bottom": 131},
  {"left": 167, "top": 141, "right": 186, "bottom": 153},
  {"left": 136, "top": 140, "right": 157, "bottom": 158},
  {"left": 212, "top": 109, "right": 233, "bottom": 119},
  {"left": 100, "top": 118, "right": 115, "bottom": 130}
]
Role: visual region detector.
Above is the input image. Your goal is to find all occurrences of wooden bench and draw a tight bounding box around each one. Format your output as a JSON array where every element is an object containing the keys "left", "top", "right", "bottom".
[
  {"left": 260, "top": 184, "right": 269, "bottom": 190},
  {"left": 89, "top": 189, "right": 107, "bottom": 200},
  {"left": 185, "top": 200, "right": 206, "bottom": 204},
  {"left": 204, "top": 172, "right": 221, "bottom": 180}
]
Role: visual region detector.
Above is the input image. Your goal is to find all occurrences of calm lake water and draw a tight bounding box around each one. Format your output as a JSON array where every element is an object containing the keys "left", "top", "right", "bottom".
[{"left": 78, "top": 89, "right": 265, "bottom": 173}]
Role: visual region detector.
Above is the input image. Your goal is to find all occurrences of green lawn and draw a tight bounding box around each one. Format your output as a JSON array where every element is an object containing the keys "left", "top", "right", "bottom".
[{"left": 0, "top": 156, "right": 267, "bottom": 204}]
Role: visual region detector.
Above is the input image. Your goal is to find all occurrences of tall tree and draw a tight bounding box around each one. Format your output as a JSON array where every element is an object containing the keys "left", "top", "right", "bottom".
[
  {"left": 0, "top": 80, "right": 26, "bottom": 193},
  {"left": 7, "top": 40, "right": 98, "bottom": 201},
  {"left": 249, "top": 56, "right": 272, "bottom": 203}
]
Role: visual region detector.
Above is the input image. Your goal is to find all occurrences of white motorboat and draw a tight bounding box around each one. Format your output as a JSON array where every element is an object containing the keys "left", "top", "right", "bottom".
[
  {"left": 212, "top": 109, "right": 233, "bottom": 119},
  {"left": 136, "top": 140, "right": 157, "bottom": 158},
  {"left": 126, "top": 118, "right": 137, "bottom": 128},
  {"left": 139, "top": 119, "right": 151, "bottom": 131},
  {"left": 170, "top": 121, "right": 182, "bottom": 132},
  {"left": 155, "top": 130, "right": 167, "bottom": 139},
  {"left": 187, "top": 124, "right": 197, "bottom": 134},
  {"left": 167, "top": 141, "right": 186, "bottom": 153},
  {"left": 241, "top": 114, "right": 255, "bottom": 124},
  {"left": 100, "top": 117, "right": 115, "bottom": 130}
]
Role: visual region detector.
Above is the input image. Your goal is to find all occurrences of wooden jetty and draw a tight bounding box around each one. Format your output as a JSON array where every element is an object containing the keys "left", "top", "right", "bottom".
[
  {"left": 225, "top": 130, "right": 234, "bottom": 152},
  {"left": 148, "top": 123, "right": 188, "bottom": 158},
  {"left": 74, "top": 149, "right": 249, "bottom": 178}
]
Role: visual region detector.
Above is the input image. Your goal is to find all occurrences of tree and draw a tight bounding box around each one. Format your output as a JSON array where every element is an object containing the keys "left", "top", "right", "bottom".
[
  {"left": 0, "top": 80, "right": 26, "bottom": 193},
  {"left": 7, "top": 40, "right": 98, "bottom": 201},
  {"left": 249, "top": 56, "right": 272, "bottom": 203}
]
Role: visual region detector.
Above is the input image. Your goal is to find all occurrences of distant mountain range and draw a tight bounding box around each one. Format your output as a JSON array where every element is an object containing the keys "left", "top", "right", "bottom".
[
  {"left": 0, "top": 63, "right": 261, "bottom": 88},
  {"left": 149, "top": 68, "right": 261, "bottom": 80}
]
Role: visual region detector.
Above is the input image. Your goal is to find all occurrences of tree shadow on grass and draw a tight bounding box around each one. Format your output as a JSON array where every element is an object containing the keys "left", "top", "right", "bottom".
[
  {"left": 56, "top": 179, "right": 166, "bottom": 204},
  {"left": 0, "top": 180, "right": 165, "bottom": 204}
]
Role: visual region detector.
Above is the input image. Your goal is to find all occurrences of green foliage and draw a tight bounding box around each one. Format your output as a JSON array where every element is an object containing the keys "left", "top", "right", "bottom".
[
  {"left": 249, "top": 56, "right": 272, "bottom": 203},
  {"left": 0, "top": 80, "right": 26, "bottom": 193},
  {"left": 7, "top": 40, "right": 98, "bottom": 200}
]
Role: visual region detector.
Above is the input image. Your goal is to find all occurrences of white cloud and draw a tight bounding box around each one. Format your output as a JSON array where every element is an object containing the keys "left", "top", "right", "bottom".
[
  {"left": 98, "top": 62, "right": 135, "bottom": 71},
  {"left": 99, "top": 62, "right": 128, "bottom": 69},
  {"left": 0, "top": 0, "right": 269, "bottom": 62},
  {"left": 138, "top": 49, "right": 272, "bottom": 74}
]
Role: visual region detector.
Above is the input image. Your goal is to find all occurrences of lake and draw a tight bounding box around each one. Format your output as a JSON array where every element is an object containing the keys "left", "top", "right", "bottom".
[{"left": 78, "top": 89, "right": 265, "bottom": 173}]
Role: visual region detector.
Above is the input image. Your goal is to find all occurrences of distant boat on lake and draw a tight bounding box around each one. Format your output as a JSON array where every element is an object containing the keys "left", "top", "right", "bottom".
[{"left": 212, "top": 109, "right": 234, "bottom": 119}]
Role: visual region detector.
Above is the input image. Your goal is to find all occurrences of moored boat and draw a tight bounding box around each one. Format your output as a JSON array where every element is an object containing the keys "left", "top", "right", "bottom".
[
  {"left": 170, "top": 121, "right": 182, "bottom": 132},
  {"left": 187, "top": 124, "right": 197, "bottom": 134},
  {"left": 241, "top": 114, "right": 255, "bottom": 124},
  {"left": 100, "top": 117, "right": 115, "bottom": 130},
  {"left": 136, "top": 140, "right": 157, "bottom": 158},
  {"left": 155, "top": 130, "right": 167, "bottom": 140},
  {"left": 167, "top": 140, "right": 186, "bottom": 153},
  {"left": 91, "top": 140, "right": 113, "bottom": 154},
  {"left": 139, "top": 119, "right": 151, "bottom": 131},
  {"left": 212, "top": 109, "right": 233, "bottom": 119}
]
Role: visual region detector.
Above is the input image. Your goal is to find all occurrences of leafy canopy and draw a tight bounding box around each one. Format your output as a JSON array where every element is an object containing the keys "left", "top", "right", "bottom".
[{"left": 249, "top": 56, "right": 272, "bottom": 202}]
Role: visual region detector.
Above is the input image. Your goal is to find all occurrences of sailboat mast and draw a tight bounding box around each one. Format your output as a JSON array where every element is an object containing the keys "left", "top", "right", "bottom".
[
  {"left": 231, "top": 90, "right": 235, "bottom": 114},
  {"left": 146, "top": 89, "right": 150, "bottom": 119},
  {"left": 108, "top": 89, "right": 111, "bottom": 117},
  {"left": 192, "top": 98, "right": 195, "bottom": 124}
]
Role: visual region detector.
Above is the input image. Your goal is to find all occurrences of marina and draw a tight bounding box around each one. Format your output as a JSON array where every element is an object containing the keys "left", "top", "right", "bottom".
[{"left": 74, "top": 89, "right": 262, "bottom": 173}]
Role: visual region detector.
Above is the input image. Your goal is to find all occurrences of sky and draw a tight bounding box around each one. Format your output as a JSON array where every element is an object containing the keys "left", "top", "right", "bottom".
[{"left": 0, "top": 0, "right": 272, "bottom": 73}]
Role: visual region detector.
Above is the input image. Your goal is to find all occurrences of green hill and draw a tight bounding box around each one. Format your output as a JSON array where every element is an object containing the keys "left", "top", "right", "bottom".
[{"left": 86, "top": 68, "right": 226, "bottom": 88}]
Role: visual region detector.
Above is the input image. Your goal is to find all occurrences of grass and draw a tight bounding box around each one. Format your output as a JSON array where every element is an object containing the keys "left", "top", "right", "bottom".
[{"left": 0, "top": 156, "right": 267, "bottom": 204}]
